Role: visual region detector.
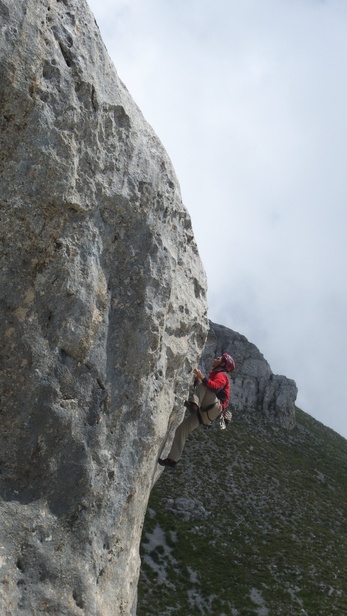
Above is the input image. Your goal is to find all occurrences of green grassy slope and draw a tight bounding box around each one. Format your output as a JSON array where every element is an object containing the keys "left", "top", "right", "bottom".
[{"left": 138, "top": 409, "right": 347, "bottom": 615}]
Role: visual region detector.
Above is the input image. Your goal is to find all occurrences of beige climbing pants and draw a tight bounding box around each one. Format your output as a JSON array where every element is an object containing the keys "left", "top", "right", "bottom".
[{"left": 167, "top": 383, "right": 222, "bottom": 462}]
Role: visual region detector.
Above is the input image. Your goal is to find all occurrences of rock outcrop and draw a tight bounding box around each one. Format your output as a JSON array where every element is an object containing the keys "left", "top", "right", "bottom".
[
  {"left": 0, "top": 1, "right": 208, "bottom": 614},
  {"left": 205, "top": 322, "right": 297, "bottom": 429}
]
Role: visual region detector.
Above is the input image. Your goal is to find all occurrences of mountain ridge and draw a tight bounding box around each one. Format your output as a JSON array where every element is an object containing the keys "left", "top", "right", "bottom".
[{"left": 138, "top": 325, "right": 347, "bottom": 616}]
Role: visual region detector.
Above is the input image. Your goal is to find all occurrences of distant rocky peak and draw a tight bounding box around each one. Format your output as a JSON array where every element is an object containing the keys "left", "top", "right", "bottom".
[{"left": 206, "top": 322, "right": 297, "bottom": 429}]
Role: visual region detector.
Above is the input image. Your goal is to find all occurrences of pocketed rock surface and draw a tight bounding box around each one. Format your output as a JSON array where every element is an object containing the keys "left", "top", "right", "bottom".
[{"left": 0, "top": 1, "right": 208, "bottom": 614}]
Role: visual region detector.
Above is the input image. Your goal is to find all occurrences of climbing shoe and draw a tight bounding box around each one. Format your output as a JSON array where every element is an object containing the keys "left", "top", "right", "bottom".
[{"left": 158, "top": 458, "right": 177, "bottom": 468}]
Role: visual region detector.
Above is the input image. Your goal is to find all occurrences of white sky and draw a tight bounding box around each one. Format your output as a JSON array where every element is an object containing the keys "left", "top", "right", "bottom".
[{"left": 88, "top": 0, "right": 347, "bottom": 439}]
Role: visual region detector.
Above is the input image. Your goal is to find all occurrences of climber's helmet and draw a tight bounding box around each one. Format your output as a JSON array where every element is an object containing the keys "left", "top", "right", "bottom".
[{"left": 222, "top": 353, "right": 235, "bottom": 373}]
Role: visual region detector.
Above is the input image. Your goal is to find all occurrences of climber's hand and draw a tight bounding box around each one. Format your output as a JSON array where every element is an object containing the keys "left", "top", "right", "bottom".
[{"left": 193, "top": 369, "right": 204, "bottom": 380}]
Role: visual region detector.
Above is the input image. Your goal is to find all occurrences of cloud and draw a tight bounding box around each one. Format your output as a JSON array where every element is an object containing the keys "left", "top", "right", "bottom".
[{"left": 88, "top": 0, "right": 347, "bottom": 439}]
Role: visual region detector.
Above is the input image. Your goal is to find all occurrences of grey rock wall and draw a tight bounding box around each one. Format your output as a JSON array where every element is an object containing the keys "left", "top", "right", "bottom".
[
  {"left": 205, "top": 322, "right": 297, "bottom": 429},
  {"left": 0, "top": 1, "right": 208, "bottom": 614}
]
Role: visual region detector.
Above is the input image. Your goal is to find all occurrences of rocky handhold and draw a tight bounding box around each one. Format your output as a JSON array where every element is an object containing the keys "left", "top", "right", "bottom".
[
  {"left": 0, "top": 1, "right": 208, "bottom": 614},
  {"left": 206, "top": 322, "right": 298, "bottom": 429}
]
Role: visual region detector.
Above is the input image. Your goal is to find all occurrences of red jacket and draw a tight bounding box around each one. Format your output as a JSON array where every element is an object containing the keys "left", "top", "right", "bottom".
[{"left": 202, "top": 369, "right": 230, "bottom": 409}]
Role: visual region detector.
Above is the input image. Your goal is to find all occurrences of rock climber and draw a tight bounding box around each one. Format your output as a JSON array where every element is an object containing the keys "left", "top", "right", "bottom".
[{"left": 158, "top": 353, "right": 235, "bottom": 468}]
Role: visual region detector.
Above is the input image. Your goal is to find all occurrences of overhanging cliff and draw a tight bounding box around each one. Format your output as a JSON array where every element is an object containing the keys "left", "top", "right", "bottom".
[{"left": 0, "top": 1, "right": 208, "bottom": 614}]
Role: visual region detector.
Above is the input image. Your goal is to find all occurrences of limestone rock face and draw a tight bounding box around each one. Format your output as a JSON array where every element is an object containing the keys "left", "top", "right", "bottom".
[
  {"left": 205, "top": 322, "right": 297, "bottom": 429},
  {"left": 0, "top": 1, "right": 208, "bottom": 614}
]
